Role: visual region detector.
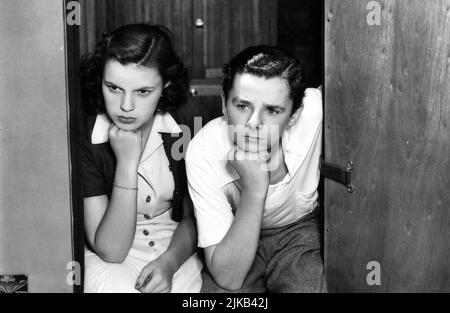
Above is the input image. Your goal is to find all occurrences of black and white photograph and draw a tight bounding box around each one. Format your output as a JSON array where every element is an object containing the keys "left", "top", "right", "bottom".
[{"left": 0, "top": 0, "right": 449, "bottom": 300}]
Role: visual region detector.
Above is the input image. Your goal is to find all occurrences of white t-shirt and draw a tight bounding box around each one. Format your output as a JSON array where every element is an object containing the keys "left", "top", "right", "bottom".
[{"left": 186, "top": 88, "right": 323, "bottom": 248}]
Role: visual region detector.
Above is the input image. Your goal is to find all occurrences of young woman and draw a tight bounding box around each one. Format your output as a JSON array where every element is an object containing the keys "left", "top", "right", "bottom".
[{"left": 79, "top": 24, "right": 204, "bottom": 293}]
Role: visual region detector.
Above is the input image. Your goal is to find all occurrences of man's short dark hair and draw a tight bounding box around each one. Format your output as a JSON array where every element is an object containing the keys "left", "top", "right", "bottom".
[{"left": 222, "top": 45, "right": 305, "bottom": 113}]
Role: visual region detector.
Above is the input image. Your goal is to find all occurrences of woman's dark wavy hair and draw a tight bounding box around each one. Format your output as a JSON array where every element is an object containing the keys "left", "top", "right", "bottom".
[
  {"left": 222, "top": 45, "right": 305, "bottom": 113},
  {"left": 80, "top": 24, "right": 189, "bottom": 115}
]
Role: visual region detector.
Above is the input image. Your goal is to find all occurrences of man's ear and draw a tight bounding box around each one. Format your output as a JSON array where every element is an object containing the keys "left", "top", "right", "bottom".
[
  {"left": 221, "top": 93, "right": 227, "bottom": 117},
  {"left": 288, "top": 106, "right": 302, "bottom": 127}
]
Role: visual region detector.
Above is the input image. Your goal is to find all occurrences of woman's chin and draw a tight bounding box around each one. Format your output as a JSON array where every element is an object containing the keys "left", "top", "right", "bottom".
[{"left": 114, "top": 121, "right": 140, "bottom": 132}]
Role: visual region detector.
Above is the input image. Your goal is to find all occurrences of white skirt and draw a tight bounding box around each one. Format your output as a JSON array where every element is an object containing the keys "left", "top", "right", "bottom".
[{"left": 84, "top": 211, "right": 203, "bottom": 293}]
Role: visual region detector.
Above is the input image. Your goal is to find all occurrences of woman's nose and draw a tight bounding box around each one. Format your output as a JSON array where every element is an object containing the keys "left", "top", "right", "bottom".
[{"left": 120, "top": 94, "right": 135, "bottom": 112}]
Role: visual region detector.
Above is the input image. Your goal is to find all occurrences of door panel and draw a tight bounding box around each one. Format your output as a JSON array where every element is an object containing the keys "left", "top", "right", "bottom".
[
  {"left": 325, "top": 0, "right": 450, "bottom": 292},
  {"left": 79, "top": 0, "right": 194, "bottom": 72},
  {"left": 79, "top": 0, "right": 277, "bottom": 79},
  {"left": 0, "top": 0, "right": 73, "bottom": 292},
  {"left": 199, "top": 0, "right": 278, "bottom": 74}
]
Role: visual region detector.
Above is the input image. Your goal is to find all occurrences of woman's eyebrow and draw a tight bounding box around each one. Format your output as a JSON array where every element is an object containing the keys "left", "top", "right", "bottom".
[
  {"left": 103, "top": 80, "right": 118, "bottom": 86},
  {"left": 103, "top": 80, "right": 123, "bottom": 89},
  {"left": 103, "top": 80, "right": 155, "bottom": 90},
  {"left": 134, "top": 86, "right": 155, "bottom": 90}
]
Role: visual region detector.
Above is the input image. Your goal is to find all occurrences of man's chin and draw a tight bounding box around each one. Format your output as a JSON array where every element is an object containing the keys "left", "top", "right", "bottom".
[{"left": 235, "top": 141, "right": 269, "bottom": 154}]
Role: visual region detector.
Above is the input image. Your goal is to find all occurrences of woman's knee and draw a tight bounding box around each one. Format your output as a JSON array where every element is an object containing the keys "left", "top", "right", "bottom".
[{"left": 84, "top": 257, "right": 140, "bottom": 293}]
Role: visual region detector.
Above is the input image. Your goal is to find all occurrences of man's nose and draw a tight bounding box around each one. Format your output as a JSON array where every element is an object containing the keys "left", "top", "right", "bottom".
[
  {"left": 246, "top": 110, "right": 262, "bottom": 129},
  {"left": 120, "top": 94, "right": 135, "bottom": 112}
]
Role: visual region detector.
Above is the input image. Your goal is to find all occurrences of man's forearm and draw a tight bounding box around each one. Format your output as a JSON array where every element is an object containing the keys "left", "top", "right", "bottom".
[{"left": 208, "top": 187, "right": 267, "bottom": 290}]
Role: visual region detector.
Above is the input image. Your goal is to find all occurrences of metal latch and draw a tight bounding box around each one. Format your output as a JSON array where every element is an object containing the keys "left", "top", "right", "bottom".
[{"left": 320, "top": 158, "right": 354, "bottom": 193}]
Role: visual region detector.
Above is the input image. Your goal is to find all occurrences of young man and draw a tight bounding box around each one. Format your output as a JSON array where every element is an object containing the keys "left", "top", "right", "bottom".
[{"left": 186, "top": 46, "right": 324, "bottom": 292}]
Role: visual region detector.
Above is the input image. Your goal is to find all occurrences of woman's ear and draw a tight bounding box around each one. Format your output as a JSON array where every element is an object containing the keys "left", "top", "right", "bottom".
[
  {"left": 221, "top": 93, "right": 227, "bottom": 117},
  {"left": 164, "top": 81, "right": 172, "bottom": 88},
  {"left": 288, "top": 106, "right": 302, "bottom": 127}
]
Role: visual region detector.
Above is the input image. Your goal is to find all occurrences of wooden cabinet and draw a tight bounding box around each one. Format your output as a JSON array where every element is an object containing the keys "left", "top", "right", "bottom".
[
  {"left": 192, "top": 0, "right": 277, "bottom": 78},
  {"left": 324, "top": 0, "right": 450, "bottom": 292},
  {"left": 80, "top": 0, "right": 195, "bottom": 74},
  {"left": 79, "top": 0, "right": 277, "bottom": 79}
]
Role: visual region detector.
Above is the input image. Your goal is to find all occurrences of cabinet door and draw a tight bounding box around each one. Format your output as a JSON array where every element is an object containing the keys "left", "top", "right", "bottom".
[
  {"left": 324, "top": 0, "right": 450, "bottom": 292},
  {"left": 192, "top": 0, "right": 278, "bottom": 78},
  {"left": 79, "top": 0, "right": 277, "bottom": 79},
  {"left": 79, "top": 0, "right": 194, "bottom": 72}
]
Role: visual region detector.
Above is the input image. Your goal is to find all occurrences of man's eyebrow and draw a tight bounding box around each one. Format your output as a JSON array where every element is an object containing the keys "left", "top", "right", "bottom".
[
  {"left": 231, "top": 97, "right": 251, "bottom": 104},
  {"left": 264, "top": 104, "right": 286, "bottom": 110}
]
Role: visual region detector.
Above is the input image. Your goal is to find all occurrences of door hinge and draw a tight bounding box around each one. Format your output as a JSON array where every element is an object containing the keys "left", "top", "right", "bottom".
[{"left": 320, "top": 158, "right": 354, "bottom": 193}]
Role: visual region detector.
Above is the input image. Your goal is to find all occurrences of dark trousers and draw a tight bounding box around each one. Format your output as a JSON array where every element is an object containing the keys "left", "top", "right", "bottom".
[{"left": 201, "top": 209, "right": 326, "bottom": 293}]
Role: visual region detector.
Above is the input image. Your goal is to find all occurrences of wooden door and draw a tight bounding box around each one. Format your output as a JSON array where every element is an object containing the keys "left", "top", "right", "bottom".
[
  {"left": 192, "top": 0, "right": 278, "bottom": 78},
  {"left": 79, "top": 0, "right": 194, "bottom": 72},
  {"left": 324, "top": 0, "right": 450, "bottom": 292},
  {"left": 79, "top": 0, "right": 277, "bottom": 80},
  {"left": 0, "top": 0, "right": 74, "bottom": 292}
]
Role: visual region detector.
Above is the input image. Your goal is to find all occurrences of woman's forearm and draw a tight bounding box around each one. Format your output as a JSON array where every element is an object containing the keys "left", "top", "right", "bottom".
[
  {"left": 94, "top": 162, "right": 138, "bottom": 263},
  {"left": 158, "top": 214, "right": 198, "bottom": 271}
]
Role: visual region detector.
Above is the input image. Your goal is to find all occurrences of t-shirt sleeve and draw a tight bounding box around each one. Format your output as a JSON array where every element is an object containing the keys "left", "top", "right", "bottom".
[
  {"left": 290, "top": 87, "right": 323, "bottom": 157},
  {"left": 186, "top": 141, "right": 234, "bottom": 248},
  {"left": 81, "top": 131, "right": 108, "bottom": 198}
]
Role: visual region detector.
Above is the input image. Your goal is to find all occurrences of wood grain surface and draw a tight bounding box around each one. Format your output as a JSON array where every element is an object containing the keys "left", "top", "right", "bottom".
[
  {"left": 325, "top": 0, "right": 450, "bottom": 292},
  {"left": 79, "top": 0, "right": 277, "bottom": 78}
]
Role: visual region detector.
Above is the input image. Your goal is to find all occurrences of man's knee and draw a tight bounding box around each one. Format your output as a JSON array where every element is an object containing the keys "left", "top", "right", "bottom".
[{"left": 267, "top": 249, "right": 324, "bottom": 293}]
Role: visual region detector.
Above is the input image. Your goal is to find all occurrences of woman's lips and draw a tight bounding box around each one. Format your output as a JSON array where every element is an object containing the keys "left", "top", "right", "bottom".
[{"left": 118, "top": 116, "right": 137, "bottom": 124}]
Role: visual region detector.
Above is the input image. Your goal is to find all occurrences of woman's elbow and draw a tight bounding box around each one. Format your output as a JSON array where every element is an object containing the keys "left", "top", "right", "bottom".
[
  {"left": 98, "top": 251, "right": 127, "bottom": 264},
  {"left": 92, "top": 235, "right": 130, "bottom": 263},
  {"left": 94, "top": 246, "right": 128, "bottom": 264},
  {"left": 182, "top": 213, "right": 196, "bottom": 228},
  {"left": 211, "top": 271, "right": 245, "bottom": 291}
]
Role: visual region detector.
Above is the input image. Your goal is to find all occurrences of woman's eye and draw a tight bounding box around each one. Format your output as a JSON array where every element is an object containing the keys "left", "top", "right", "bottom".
[
  {"left": 237, "top": 104, "right": 249, "bottom": 110},
  {"left": 107, "top": 85, "right": 120, "bottom": 92}
]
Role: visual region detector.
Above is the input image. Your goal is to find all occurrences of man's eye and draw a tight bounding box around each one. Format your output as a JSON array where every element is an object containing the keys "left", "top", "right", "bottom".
[
  {"left": 237, "top": 104, "right": 248, "bottom": 110},
  {"left": 137, "top": 90, "right": 152, "bottom": 95},
  {"left": 267, "top": 108, "right": 281, "bottom": 115}
]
